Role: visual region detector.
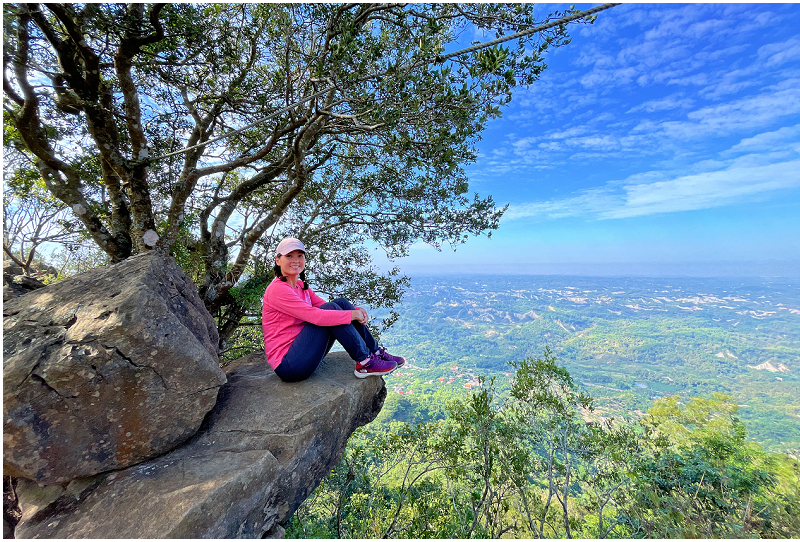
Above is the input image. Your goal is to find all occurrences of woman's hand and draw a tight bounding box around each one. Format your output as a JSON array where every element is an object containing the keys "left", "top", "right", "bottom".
[{"left": 351, "top": 308, "right": 369, "bottom": 325}]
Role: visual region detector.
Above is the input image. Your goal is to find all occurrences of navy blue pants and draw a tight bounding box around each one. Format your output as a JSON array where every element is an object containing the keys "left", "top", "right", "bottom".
[{"left": 273, "top": 298, "right": 378, "bottom": 382}]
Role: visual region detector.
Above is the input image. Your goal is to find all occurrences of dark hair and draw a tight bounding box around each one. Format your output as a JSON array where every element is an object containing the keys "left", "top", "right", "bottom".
[{"left": 273, "top": 264, "right": 309, "bottom": 290}]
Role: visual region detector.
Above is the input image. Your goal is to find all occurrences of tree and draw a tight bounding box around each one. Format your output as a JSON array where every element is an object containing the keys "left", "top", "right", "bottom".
[
  {"left": 506, "top": 347, "right": 598, "bottom": 538},
  {"left": 4, "top": 3, "right": 598, "bottom": 343},
  {"left": 574, "top": 419, "right": 643, "bottom": 539},
  {"left": 2, "top": 147, "right": 80, "bottom": 276},
  {"left": 287, "top": 421, "right": 456, "bottom": 539},
  {"left": 627, "top": 394, "right": 781, "bottom": 538},
  {"left": 438, "top": 375, "right": 526, "bottom": 538}
]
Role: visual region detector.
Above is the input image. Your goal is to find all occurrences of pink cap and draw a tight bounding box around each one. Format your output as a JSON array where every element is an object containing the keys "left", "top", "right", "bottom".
[{"left": 275, "top": 237, "right": 306, "bottom": 257}]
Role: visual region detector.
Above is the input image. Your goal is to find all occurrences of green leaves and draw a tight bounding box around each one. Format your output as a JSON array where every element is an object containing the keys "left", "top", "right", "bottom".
[
  {"left": 285, "top": 342, "right": 800, "bottom": 539},
  {"left": 475, "top": 45, "right": 510, "bottom": 74},
  {"left": 623, "top": 393, "right": 789, "bottom": 538},
  {"left": 509, "top": 346, "right": 593, "bottom": 417}
]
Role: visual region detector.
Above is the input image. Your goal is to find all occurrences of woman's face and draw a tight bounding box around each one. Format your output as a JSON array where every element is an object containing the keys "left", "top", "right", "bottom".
[{"left": 275, "top": 249, "right": 306, "bottom": 278}]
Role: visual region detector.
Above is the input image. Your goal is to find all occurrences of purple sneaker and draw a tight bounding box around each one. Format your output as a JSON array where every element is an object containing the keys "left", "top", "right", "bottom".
[
  {"left": 377, "top": 347, "right": 406, "bottom": 368},
  {"left": 354, "top": 352, "right": 397, "bottom": 379}
]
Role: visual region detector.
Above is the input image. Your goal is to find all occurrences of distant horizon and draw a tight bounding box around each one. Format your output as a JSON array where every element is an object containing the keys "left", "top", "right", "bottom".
[{"left": 395, "top": 260, "right": 800, "bottom": 279}]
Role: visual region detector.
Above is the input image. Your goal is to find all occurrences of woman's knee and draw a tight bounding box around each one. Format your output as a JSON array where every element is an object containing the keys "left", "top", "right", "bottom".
[
  {"left": 275, "top": 364, "right": 316, "bottom": 382},
  {"left": 319, "top": 300, "right": 344, "bottom": 311},
  {"left": 275, "top": 364, "right": 314, "bottom": 382},
  {"left": 331, "top": 297, "right": 355, "bottom": 310}
]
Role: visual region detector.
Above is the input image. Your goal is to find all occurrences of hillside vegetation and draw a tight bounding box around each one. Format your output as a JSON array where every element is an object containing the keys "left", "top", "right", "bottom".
[
  {"left": 373, "top": 275, "right": 800, "bottom": 453},
  {"left": 288, "top": 349, "right": 800, "bottom": 539}
]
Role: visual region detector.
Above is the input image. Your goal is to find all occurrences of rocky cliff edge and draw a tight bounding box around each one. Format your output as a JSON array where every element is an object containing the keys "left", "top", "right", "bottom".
[
  {"left": 4, "top": 251, "right": 386, "bottom": 538},
  {"left": 13, "top": 351, "right": 386, "bottom": 538}
]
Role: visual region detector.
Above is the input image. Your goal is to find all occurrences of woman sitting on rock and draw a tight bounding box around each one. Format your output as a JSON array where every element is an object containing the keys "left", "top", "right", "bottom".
[{"left": 262, "top": 237, "right": 405, "bottom": 382}]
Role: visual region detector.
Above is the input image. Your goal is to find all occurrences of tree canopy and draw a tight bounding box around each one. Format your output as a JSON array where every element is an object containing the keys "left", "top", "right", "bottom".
[
  {"left": 288, "top": 353, "right": 800, "bottom": 539},
  {"left": 3, "top": 3, "right": 596, "bottom": 342}
]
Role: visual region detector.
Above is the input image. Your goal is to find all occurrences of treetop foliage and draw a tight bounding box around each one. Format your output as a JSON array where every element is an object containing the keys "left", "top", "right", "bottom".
[
  {"left": 3, "top": 3, "right": 593, "bottom": 342},
  {"left": 289, "top": 350, "right": 800, "bottom": 538}
]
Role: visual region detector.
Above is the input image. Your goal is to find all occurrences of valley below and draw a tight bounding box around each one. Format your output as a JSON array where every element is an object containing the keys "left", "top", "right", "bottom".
[{"left": 372, "top": 274, "right": 800, "bottom": 452}]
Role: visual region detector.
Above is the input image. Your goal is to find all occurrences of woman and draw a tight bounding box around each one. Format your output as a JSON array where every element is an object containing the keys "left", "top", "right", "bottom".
[{"left": 262, "top": 237, "right": 406, "bottom": 382}]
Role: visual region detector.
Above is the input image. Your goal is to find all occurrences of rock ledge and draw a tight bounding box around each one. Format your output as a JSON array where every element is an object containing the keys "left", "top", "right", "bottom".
[{"left": 14, "top": 351, "right": 386, "bottom": 539}]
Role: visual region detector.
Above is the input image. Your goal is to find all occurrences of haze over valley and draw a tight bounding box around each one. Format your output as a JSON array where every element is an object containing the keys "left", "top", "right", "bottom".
[{"left": 371, "top": 275, "right": 800, "bottom": 452}]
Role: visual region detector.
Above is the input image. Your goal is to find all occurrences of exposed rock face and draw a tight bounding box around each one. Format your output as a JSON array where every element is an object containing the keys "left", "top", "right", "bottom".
[
  {"left": 3, "top": 259, "right": 24, "bottom": 275},
  {"left": 3, "top": 251, "right": 227, "bottom": 485},
  {"left": 747, "top": 360, "right": 790, "bottom": 373},
  {"left": 3, "top": 271, "right": 46, "bottom": 302},
  {"left": 3, "top": 259, "right": 59, "bottom": 302},
  {"left": 13, "top": 351, "right": 386, "bottom": 539}
]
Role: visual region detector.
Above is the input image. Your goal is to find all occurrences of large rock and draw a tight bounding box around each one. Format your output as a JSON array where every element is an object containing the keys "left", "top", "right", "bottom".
[
  {"left": 3, "top": 273, "right": 46, "bottom": 302},
  {"left": 3, "top": 259, "right": 50, "bottom": 302},
  {"left": 3, "top": 251, "right": 226, "bottom": 484},
  {"left": 13, "top": 351, "right": 386, "bottom": 539},
  {"left": 3, "top": 259, "right": 24, "bottom": 276}
]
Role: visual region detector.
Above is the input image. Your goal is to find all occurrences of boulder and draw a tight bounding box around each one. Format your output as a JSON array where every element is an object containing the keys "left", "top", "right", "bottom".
[
  {"left": 3, "top": 251, "right": 226, "bottom": 485},
  {"left": 30, "top": 260, "right": 58, "bottom": 278},
  {"left": 3, "top": 273, "right": 46, "bottom": 302},
  {"left": 13, "top": 351, "right": 386, "bottom": 539},
  {"left": 3, "top": 259, "right": 24, "bottom": 276}
]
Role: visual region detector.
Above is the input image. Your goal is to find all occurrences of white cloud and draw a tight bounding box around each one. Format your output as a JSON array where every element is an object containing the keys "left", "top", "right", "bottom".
[
  {"left": 666, "top": 73, "right": 710, "bottom": 87},
  {"left": 610, "top": 160, "right": 800, "bottom": 218},
  {"left": 727, "top": 125, "right": 800, "bottom": 154},
  {"left": 511, "top": 136, "right": 538, "bottom": 151},
  {"left": 548, "top": 126, "right": 589, "bottom": 140},
  {"left": 503, "top": 186, "right": 621, "bottom": 220},
  {"left": 580, "top": 66, "right": 638, "bottom": 88},
  {"left": 690, "top": 86, "right": 800, "bottom": 125},
  {"left": 504, "top": 158, "right": 800, "bottom": 221},
  {"left": 758, "top": 37, "right": 800, "bottom": 67},
  {"left": 628, "top": 94, "right": 694, "bottom": 113},
  {"left": 629, "top": 87, "right": 800, "bottom": 141}
]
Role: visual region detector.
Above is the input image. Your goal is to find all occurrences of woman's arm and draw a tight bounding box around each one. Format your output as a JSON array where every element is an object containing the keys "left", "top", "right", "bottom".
[
  {"left": 266, "top": 284, "right": 351, "bottom": 327},
  {"left": 307, "top": 286, "right": 368, "bottom": 324}
]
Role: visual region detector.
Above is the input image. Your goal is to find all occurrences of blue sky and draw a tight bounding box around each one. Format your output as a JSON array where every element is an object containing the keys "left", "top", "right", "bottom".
[{"left": 388, "top": 3, "right": 800, "bottom": 277}]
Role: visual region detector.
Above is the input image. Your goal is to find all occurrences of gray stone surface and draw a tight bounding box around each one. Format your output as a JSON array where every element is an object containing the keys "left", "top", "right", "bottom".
[
  {"left": 3, "top": 260, "right": 24, "bottom": 276},
  {"left": 13, "top": 351, "right": 386, "bottom": 539},
  {"left": 3, "top": 251, "right": 226, "bottom": 484},
  {"left": 3, "top": 273, "right": 46, "bottom": 301}
]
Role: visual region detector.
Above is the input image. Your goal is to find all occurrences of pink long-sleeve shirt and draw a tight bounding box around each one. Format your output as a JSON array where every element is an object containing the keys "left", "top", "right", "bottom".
[{"left": 261, "top": 277, "right": 352, "bottom": 369}]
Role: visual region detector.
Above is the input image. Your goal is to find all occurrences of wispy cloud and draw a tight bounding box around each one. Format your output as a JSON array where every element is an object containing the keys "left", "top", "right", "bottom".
[
  {"left": 498, "top": 81, "right": 800, "bottom": 172},
  {"left": 628, "top": 94, "right": 695, "bottom": 113},
  {"left": 726, "top": 124, "right": 800, "bottom": 154},
  {"left": 611, "top": 160, "right": 800, "bottom": 218},
  {"left": 484, "top": 4, "right": 800, "bottom": 174},
  {"left": 471, "top": 3, "right": 800, "bottom": 228},
  {"left": 505, "top": 157, "right": 800, "bottom": 221},
  {"left": 633, "top": 86, "right": 800, "bottom": 140},
  {"left": 758, "top": 37, "right": 800, "bottom": 67}
]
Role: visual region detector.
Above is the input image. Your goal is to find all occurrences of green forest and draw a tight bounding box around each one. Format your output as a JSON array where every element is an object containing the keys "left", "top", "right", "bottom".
[{"left": 287, "top": 349, "right": 800, "bottom": 539}]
